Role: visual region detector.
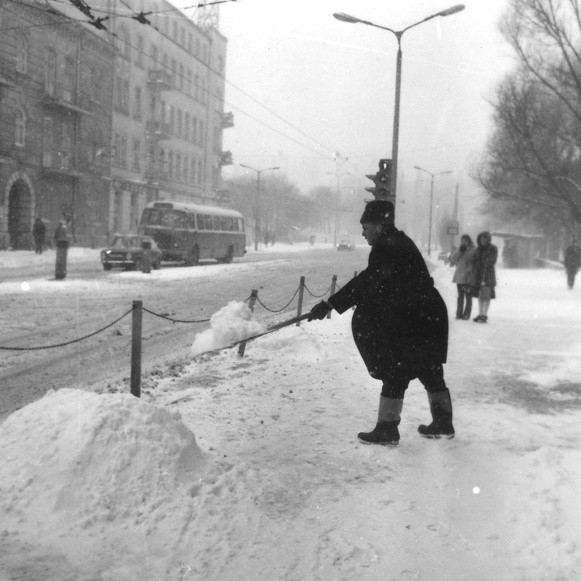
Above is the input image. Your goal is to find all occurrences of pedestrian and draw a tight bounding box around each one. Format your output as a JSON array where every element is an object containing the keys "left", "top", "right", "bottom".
[
  {"left": 308, "top": 200, "right": 454, "bottom": 445},
  {"left": 472, "top": 231, "right": 498, "bottom": 323},
  {"left": 141, "top": 238, "right": 152, "bottom": 274},
  {"left": 32, "top": 217, "right": 46, "bottom": 254},
  {"left": 53, "top": 219, "right": 68, "bottom": 243},
  {"left": 563, "top": 239, "right": 581, "bottom": 289},
  {"left": 449, "top": 234, "right": 476, "bottom": 320}
]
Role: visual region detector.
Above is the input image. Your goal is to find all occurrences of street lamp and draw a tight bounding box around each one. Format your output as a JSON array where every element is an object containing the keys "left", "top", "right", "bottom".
[
  {"left": 239, "top": 163, "right": 280, "bottom": 251},
  {"left": 333, "top": 5, "right": 465, "bottom": 209},
  {"left": 414, "top": 165, "right": 453, "bottom": 256}
]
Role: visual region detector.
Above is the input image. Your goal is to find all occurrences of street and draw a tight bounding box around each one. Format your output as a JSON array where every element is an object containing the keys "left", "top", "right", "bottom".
[{"left": 0, "top": 244, "right": 364, "bottom": 419}]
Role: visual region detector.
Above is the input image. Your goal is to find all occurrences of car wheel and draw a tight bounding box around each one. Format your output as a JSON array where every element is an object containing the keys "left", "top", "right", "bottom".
[
  {"left": 152, "top": 259, "right": 161, "bottom": 270},
  {"left": 103, "top": 263, "right": 112, "bottom": 271}
]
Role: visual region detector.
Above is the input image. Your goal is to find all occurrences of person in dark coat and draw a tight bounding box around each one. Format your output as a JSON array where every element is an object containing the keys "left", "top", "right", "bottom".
[
  {"left": 472, "top": 231, "right": 498, "bottom": 323},
  {"left": 563, "top": 240, "right": 581, "bottom": 289},
  {"left": 449, "top": 234, "right": 476, "bottom": 320},
  {"left": 308, "top": 200, "right": 454, "bottom": 445},
  {"left": 32, "top": 217, "right": 47, "bottom": 254}
]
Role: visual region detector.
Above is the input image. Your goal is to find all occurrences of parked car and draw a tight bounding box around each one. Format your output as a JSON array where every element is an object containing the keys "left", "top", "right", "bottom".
[
  {"left": 101, "top": 235, "right": 162, "bottom": 271},
  {"left": 337, "top": 240, "right": 356, "bottom": 251}
]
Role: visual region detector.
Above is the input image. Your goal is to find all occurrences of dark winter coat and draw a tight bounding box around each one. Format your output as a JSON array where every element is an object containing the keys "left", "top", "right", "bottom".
[
  {"left": 564, "top": 244, "right": 581, "bottom": 273},
  {"left": 472, "top": 232, "right": 498, "bottom": 298},
  {"left": 32, "top": 219, "right": 46, "bottom": 242},
  {"left": 327, "top": 226, "right": 448, "bottom": 380}
]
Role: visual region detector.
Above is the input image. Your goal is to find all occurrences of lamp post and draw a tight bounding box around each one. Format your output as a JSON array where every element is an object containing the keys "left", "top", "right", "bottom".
[
  {"left": 333, "top": 5, "right": 465, "bottom": 209},
  {"left": 414, "top": 165, "right": 452, "bottom": 256},
  {"left": 239, "top": 163, "right": 280, "bottom": 251}
]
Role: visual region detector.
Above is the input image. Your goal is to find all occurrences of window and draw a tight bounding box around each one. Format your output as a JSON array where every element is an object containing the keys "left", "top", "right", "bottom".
[
  {"left": 197, "top": 214, "right": 204, "bottom": 229},
  {"left": 192, "top": 116, "right": 198, "bottom": 143},
  {"left": 194, "top": 74, "right": 199, "bottom": 101},
  {"left": 183, "top": 155, "right": 189, "bottom": 182},
  {"left": 160, "top": 100, "right": 166, "bottom": 123},
  {"left": 16, "top": 35, "right": 28, "bottom": 74},
  {"left": 177, "top": 109, "right": 182, "bottom": 138},
  {"left": 113, "top": 133, "right": 127, "bottom": 168},
  {"left": 63, "top": 56, "right": 75, "bottom": 101},
  {"left": 184, "top": 113, "right": 190, "bottom": 141},
  {"left": 169, "top": 106, "right": 175, "bottom": 134},
  {"left": 133, "top": 139, "right": 141, "bottom": 171},
  {"left": 117, "top": 26, "right": 131, "bottom": 60},
  {"left": 151, "top": 44, "right": 159, "bottom": 64},
  {"left": 176, "top": 153, "right": 181, "bottom": 181},
  {"left": 15, "top": 107, "right": 25, "bottom": 146},
  {"left": 45, "top": 48, "right": 57, "bottom": 95},
  {"left": 136, "top": 36, "right": 144, "bottom": 67},
  {"left": 43, "top": 117, "right": 53, "bottom": 166},
  {"left": 171, "top": 58, "right": 177, "bottom": 88},
  {"left": 61, "top": 121, "right": 74, "bottom": 169},
  {"left": 186, "top": 69, "right": 192, "bottom": 96},
  {"left": 191, "top": 159, "right": 196, "bottom": 184},
  {"left": 168, "top": 151, "right": 174, "bottom": 178},
  {"left": 204, "top": 215, "right": 213, "bottom": 230},
  {"left": 178, "top": 63, "right": 184, "bottom": 91},
  {"left": 134, "top": 86, "right": 142, "bottom": 119},
  {"left": 197, "top": 160, "right": 203, "bottom": 185},
  {"left": 200, "top": 78, "right": 206, "bottom": 104},
  {"left": 199, "top": 120, "right": 204, "bottom": 145}
]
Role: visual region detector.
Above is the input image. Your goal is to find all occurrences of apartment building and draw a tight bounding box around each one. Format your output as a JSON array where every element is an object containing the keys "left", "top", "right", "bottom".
[
  {"left": 0, "top": 0, "right": 114, "bottom": 248},
  {"left": 0, "top": 0, "right": 232, "bottom": 248},
  {"left": 98, "top": 0, "right": 233, "bottom": 235}
]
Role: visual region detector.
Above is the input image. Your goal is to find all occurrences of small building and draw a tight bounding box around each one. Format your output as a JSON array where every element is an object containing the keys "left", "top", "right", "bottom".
[{"left": 492, "top": 232, "right": 545, "bottom": 268}]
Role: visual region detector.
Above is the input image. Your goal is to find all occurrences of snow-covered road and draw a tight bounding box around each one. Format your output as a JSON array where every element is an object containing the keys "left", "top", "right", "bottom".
[{"left": 1, "top": 247, "right": 580, "bottom": 580}]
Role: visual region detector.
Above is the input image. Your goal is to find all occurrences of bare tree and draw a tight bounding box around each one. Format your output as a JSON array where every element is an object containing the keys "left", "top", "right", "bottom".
[{"left": 476, "top": 0, "right": 581, "bottom": 238}]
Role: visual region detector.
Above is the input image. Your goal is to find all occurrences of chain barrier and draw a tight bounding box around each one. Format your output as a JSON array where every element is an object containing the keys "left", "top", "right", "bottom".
[
  {"left": 254, "top": 284, "right": 301, "bottom": 313},
  {"left": 143, "top": 307, "right": 210, "bottom": 324},
  {"left": 303, "top": 282, "right": 333, "bottom": 298},
  {"left": 0, "top": 307, "right": 134, "bottom": 351}
]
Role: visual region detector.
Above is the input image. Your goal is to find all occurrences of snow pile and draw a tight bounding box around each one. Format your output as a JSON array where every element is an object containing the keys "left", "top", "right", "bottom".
[
  {"left": 0, "top": 388, "right": 208, "bottom": 579},
  {"left": 191, "top": 300, "right": 266, "bottom": 356}
]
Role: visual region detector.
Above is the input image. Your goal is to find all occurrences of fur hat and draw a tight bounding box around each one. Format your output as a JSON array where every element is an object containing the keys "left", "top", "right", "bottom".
[{"left": 360, "top": 200, "right": 394, "bottom": 224}]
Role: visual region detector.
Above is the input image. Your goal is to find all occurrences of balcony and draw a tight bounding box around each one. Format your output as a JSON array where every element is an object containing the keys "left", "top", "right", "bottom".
[
  {"left": 41, "top": 151, "right": 81, "bottom": 178},
  {"left": 146, "top": 121, "right": 171, "bottom": 141},
  {"left": 42, "top": 83, "right": 90, "bottom": 115},
  {"left": 147, "top": 69, "right": 173, "bottom": 91},
  {"left": 221, "top": 112, "right": 234, "bottom": 129}
]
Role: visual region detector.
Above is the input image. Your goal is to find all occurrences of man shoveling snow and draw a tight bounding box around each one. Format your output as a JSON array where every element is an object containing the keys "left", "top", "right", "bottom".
[{"left": 191, "top": 301, "right": 267, "bottom": 356}]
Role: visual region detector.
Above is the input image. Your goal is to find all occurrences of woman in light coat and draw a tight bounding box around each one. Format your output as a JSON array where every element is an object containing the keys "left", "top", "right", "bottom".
[{"left": 449, "top": 234, "right": 476, "bottom": 320}]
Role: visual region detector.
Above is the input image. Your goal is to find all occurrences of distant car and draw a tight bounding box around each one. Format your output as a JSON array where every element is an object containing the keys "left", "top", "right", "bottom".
[
  {"left": 101, "top": 235, "right": 162, "bottom": 271},
  {"left": 337, "top": 240, "right": 356, "bottom": 251}
]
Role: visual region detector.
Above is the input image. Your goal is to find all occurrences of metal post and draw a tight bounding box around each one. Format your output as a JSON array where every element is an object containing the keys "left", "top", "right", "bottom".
[
  {"left": 327, "top": 275, "right": 337, "bottom": 319},
  {"left": 296, "top": 276, "right": 305, "bottom": 325},
  {"left": 131, "top": 300, "right": 142, "bottom": 398},
  {"left": 238, "top": 289, "right": 258, "bottom": 357},
  {"left": 428, "top": 176, "right": 434, "bottom": 257},
  {"left": 391, "top": 37, "right": 403, "bottom": 205},
  {"left": 55, "top": 240, "right": 69, "bottom": 280}
]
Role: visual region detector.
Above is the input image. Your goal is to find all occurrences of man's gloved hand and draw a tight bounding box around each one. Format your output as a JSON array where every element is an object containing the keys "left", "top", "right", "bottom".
[{"left": 308, "top": 300, "right": 332, "bottom": 321}]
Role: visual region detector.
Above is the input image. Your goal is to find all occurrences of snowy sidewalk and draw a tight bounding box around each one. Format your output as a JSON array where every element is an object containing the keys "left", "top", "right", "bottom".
[{"left": 1, "top": 265, "right": 580, "bottom": 580}]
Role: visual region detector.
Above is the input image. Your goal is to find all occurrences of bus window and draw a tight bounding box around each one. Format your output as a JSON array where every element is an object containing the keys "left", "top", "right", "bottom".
[
  {"left": 225, "top": 217, "right": 233, "bottom": 231},
  {"left": 203, "top": 215, "right": 213, "bottom": 230},
  {"left": 197, "top": 214, "right": 204, "bottom": 230},
  {"left": 212, "top": 216, "right": 221, "bottom": 231},
  {"left": 238, "top": 218, "right": 244, "bottom": 232},
  {"left": 219, "top": 217, "right": 227, "bottom": 231},
  {"left": 141, "top": 208, "right": 163, "bottom": 226},
  {"left": 174, "top": 211, "right": 187, "bottom": 229},
  {"left": 188, "top": 214, "right": 197, "bottom": 230}
]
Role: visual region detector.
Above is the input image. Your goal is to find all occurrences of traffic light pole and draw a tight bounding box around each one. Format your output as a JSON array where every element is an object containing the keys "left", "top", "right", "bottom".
[{"left": 391, "top": 35, "right": 403, "bottom": 206}]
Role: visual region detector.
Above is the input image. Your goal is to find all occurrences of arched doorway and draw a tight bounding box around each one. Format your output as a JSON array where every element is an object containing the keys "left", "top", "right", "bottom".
[{"left": 8, "top": 179, "right": 32, "bottom": 250}]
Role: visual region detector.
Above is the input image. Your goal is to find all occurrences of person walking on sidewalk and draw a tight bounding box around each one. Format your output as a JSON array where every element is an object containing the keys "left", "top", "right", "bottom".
[
  {"left": 472, "top": 231, "right": 498, "bottom": 323},
  {"left": 563, "top": 240, "right": 581, "bottom": 289},
  {"left": 308, "top": 200, "right": 454, "bottom": 446},
  {"left": 449, "top": 234, "right": 476, "bottom": 320},
  {"left": 32, "top": 217, "right": 46, "bottom": 254}
]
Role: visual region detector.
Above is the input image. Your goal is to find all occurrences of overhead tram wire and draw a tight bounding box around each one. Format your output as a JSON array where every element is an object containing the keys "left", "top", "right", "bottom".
[{"left": 3, "top": 0, "right": 353, "bottom": 166}]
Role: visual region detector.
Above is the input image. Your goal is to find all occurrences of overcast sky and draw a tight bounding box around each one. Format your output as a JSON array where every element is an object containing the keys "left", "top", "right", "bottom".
[{"left": 177, "top": 0, "right": 515, "bottom": 234}]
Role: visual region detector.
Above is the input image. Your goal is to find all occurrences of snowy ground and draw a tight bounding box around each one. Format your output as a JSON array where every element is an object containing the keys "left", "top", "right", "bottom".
[{"left": 1, "top": 247, "right": 580, "bottom": 580}]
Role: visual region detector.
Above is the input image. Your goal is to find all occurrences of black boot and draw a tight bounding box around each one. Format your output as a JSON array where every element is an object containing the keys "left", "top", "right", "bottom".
[
  {"left": 358, "top": 396, "right": 403, "bottom": 446},
  {"left": 418, "top": 390, "right": 455, "bottom": 439}
]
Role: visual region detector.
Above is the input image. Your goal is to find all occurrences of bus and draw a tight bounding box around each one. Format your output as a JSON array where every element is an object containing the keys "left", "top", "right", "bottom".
[{"left": 138, "top": 201, "right": 246, "bottom": 265}]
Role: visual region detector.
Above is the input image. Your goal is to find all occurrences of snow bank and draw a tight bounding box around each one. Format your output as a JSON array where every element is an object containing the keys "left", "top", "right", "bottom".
[
  {"left": 191, "top": 300, "right": 266, "bottom": 356},
  {"left": 0, "top": 389, "right": 209, "bottom": 579}
]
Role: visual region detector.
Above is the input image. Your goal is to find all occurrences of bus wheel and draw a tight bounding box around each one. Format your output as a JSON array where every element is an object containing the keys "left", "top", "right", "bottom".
[{"left": 185, "top": 246, "right": 199, "bottom": 266}]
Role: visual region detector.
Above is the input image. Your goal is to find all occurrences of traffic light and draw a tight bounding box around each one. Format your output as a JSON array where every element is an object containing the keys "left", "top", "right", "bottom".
[{"left": 365, "top": 159, "right": 392, "bottom": 201}]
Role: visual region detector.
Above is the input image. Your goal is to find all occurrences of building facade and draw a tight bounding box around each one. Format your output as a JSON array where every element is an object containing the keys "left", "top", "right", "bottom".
[
  {"left": 0, "top": 0, "right": 232, "bottom": 249},
  {"left": 0, "top": 0, "right": 114, "bottom": 249}
]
